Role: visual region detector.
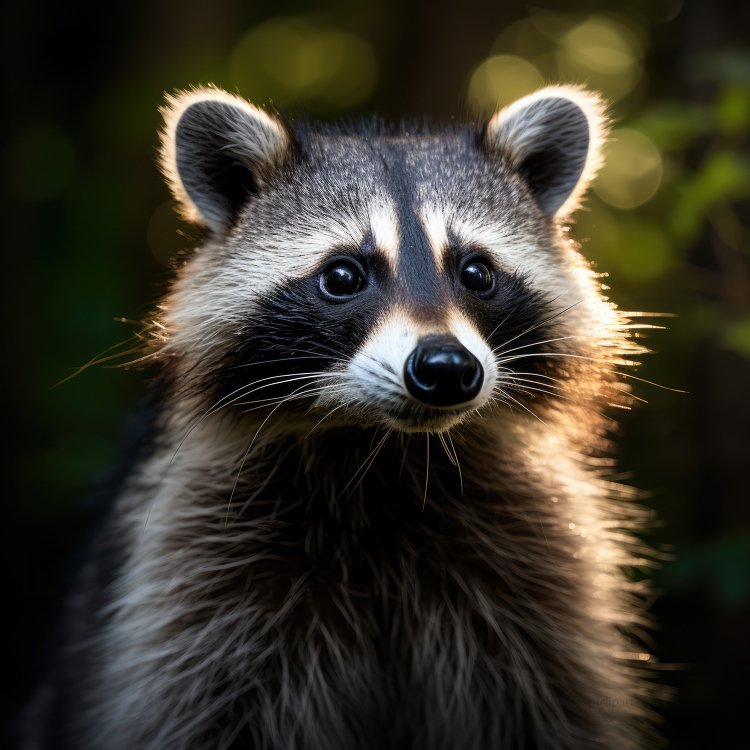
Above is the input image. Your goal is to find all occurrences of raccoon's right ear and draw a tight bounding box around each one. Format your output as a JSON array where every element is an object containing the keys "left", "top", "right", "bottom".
[
  {"left": 485, "top": 85, "right": 608, "bottom": 218},
  {"left": 159, "top": 87, "right": 293, "bottom": 234}
]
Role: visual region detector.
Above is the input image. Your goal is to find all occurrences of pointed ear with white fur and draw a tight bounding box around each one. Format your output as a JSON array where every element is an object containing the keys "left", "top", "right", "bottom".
[
  {"left": 486, "top": 86, "right": 608, "bottom": 218},
  {"left": 159, "top": 87, "right": 292, "bottom": 234}
]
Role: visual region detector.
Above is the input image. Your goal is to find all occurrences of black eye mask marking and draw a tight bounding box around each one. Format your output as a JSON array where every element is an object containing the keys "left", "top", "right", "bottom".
[
  {"left": 441, "top": 244, "right": 558, "bottom": 385},
  {"left": 210, "top": 247, "right": 391, "bottom": 414}
]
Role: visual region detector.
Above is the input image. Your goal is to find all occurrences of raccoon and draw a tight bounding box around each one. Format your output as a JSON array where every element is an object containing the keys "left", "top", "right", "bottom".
[{"left": 23, "top": 84, "right": 655, "bottom": 749}]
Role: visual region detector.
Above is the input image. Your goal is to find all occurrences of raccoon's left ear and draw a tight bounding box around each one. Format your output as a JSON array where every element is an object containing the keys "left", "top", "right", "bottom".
[
  {"left": 485, "top": 86, "right": 608, "bottom": 218},
  {"left": 159, "top": 87, "right": 293, "bottom": 234}
]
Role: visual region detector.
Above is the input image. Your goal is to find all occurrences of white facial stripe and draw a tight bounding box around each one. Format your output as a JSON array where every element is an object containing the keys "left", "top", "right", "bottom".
[
  {"left": 369, "top": 201, "right": 400, "bottom": 268},
  {"left": 261, "top": 226, "right": 362, "bottom": 277},
  {"left": 450, "top": 216, "right": 525, "bottom": 272},
  {"left": 165, "top": 220, "right": 369, "bottom": 360},
  {"left": 419, "top": 204, "right": 449, "bottom": 267},
  {"left": 346, "top": 308, "right": 418, "bottom": 409},
  {"left": 165, "top": 201, "right": 401, "bottom": 363}
]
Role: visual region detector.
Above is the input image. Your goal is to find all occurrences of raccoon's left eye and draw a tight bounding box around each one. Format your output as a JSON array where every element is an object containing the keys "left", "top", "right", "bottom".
[
  {"left": 321, "top": 261, "right": 366, "bottom": 299},
  {"left": 461, "top": 261, "right": 493, "bottom": 293}
]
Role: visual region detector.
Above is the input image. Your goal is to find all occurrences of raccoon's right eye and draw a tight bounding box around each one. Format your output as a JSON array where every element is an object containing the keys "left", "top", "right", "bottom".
[{"left": 320, "top": 261, "right": 366, "bottom": 300}]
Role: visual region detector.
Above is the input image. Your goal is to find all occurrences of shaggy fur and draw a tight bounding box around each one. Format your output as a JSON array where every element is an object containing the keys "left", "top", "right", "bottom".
[{"left": 22, "top": 85, "right": 657, "bottom": 750}]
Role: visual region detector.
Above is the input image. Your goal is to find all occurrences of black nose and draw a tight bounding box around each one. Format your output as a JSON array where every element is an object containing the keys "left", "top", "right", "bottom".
[{"left": 404, "top": 335, "right": 484, "bottom": 407}]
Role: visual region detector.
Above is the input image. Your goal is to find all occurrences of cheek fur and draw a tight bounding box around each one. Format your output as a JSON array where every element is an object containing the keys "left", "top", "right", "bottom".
[{"left": 341, "top": 313, "right": 420, "bottom": 416}]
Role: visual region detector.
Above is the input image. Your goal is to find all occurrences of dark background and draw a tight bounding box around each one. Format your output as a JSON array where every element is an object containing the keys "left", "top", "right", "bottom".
[{"left": 2, "top": 1, "right": 749, "bottom": 747}]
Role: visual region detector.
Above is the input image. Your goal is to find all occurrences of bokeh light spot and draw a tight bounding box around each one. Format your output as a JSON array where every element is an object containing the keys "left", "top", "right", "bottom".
[
  {"left": 229, "top": 18, "right": 377, "bottom": 112},
  {"left": 561, "top": 17, "right": 642, "bottom": 74},
  {"left": 723, "top": 317, "right": 750, "bottom": 359},
  {"left": 594, "top": 128, "right": 662, "bottom": 209},
  {"left": 556, "top": 16, "right": 644, "bottom": 100},
  {"left": 4, "top": 124, "right": 75, "bottom": 201},
  {"left": 716, "top": 85, "right": 750, "bottom": 135},
  {"left": 467, "top": 55, "right": 543, "bottom": 113},
  {"left": 490, "top": 19, "right": 552, "bottom": 61},
  {"left": 526, "top": 7, "right": 582, "bottom": 41}
]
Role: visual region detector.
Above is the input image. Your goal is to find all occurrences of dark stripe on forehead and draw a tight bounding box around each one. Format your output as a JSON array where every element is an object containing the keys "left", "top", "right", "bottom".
[{"left": 381, "top": 143, "right": 446, "bottom": 314}]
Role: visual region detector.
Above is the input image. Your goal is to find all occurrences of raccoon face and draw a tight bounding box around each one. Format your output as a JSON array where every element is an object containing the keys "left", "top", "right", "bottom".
[{"left": 159, "top": 86, "right": 606, "bottom": 433}]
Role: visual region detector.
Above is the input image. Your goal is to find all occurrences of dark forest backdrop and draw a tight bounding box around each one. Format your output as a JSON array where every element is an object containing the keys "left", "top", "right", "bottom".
[{"left": 2, "top": 0, "right": 749, "bottom": 747}]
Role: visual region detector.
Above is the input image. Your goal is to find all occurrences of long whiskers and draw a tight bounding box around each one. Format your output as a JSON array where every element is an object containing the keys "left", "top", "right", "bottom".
[
  {"left": 492, "top": 301, "right": 584, "bottom": 357},
  {"left": 224, "top": 380, "right": 333, "bottom": 527},
  {"left": 230, "top": 354, "right": 341, "bottom": 370},
  {"left": 141, "top": 370, "right": 342, "bottom": 540},
  {"left": 492, "top": 335, "right": 582, "bottom": 357},
  {"left": 441, "top": 432, "right": 463, "bottom": 496},
  {"left": 501, "top": 393, "right": 556, "bottom": 432},
  {"left": 303, "top": 400, "right": 355, "bottom": 439},
  {"left": 497, "top": 352, "right": 632, "bottom": 367},
  {"left": 53, "top": 333, "right": 150, "bottom": 388},
  {"left": 338, "top": 429, "right": 392, "bottom": 501}
]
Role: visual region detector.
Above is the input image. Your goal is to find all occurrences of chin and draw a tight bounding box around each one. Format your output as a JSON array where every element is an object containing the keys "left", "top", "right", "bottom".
[{"left": 378, "top": 400, "right": 488, "bottom": 434}]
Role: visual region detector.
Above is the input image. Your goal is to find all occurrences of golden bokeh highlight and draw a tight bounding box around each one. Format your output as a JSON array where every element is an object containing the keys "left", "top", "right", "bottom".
[
  {"left": 229, "top": 17, "right": 377, "bottom": 111},
  {"left": 467, "top": 55, "right": 544, "bottom": 114},
  {"left": 556, "top": 17, "right": 644, "bottom": 100},
  {"left": 482, "top": 13, "right": 647, "bottom": 105},
  {"left": 594, "top": 128, "right": 662, "bottom": 209},
  {"left": 490, "top": 18, "right": 552, "bottom": 60},
  {"left": 560, "top": 17, "right": 642, "bottom": 73}
]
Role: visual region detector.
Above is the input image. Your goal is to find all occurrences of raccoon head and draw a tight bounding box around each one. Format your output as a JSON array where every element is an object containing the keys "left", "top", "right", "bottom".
[{"left": 158, "top": 85, "right": 608, "bottom": 434}]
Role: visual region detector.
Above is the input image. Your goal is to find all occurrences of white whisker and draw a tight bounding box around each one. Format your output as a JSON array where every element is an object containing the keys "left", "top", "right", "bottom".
[
  {"left": 493, "top": 335, "right": 582, "bottom": 357},
  {"left": 492, "top": 301, "right": 583, "bottom": 353}
]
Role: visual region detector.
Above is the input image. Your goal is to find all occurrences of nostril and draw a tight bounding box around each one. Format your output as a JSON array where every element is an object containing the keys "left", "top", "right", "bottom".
[
  {"left": 460, "top": 359, "right": 479, "bottom": 390},
  {"left": 404, "top": 336, "right": 484, "bottom": 407}
]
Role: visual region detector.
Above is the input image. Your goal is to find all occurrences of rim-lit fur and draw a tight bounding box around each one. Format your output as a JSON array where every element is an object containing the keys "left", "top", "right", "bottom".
[{"left": 21, "top": 86, "right": 658, "bottom": 750}]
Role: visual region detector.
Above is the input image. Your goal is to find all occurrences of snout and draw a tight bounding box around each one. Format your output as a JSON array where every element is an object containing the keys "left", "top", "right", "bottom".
[{"left": 404, "top": 335, "right": 484, "bottom": 407}]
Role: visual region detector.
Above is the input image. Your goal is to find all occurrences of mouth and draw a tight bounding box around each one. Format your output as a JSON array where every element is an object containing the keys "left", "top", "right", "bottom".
[
  {"left": 381, "top": 400, "right": 484, "bottom": 433},
  {"left": 254, "top": 386, "right": 487, "bottom": 437},
  {"left": 304, "top": 354, "right": 495, "bottom": 434}
]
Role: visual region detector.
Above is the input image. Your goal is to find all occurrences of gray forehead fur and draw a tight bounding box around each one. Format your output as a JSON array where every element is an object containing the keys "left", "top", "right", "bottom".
[
  {"left": 293, "top": 124, "right": 522, "bottom": 204},
  {"left": 232, "top": 127, "right": 537, "bottom": 247}
]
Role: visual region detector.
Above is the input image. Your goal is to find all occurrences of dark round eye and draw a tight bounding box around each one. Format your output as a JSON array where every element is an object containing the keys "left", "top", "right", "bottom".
[
  {"left": 322, "top": 263, "right": 364, "bottom": 298},
  {"left": 461, "top": 261, "right": 493, "bottom": 292}
]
